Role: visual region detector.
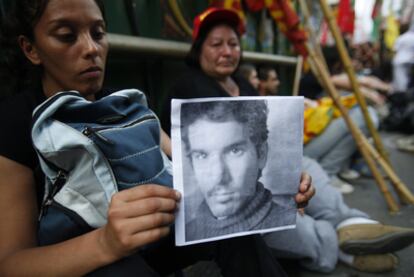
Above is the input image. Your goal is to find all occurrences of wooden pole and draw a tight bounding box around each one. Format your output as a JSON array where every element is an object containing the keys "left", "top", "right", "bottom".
[
  {"left": 306, "top": 43, "right": 400, "bottom": 212},
  {"left": 318, "top": 0, "right": 390, "bottom": 165},
  {"left": 359, "top": 133, "right": 414, "bottom": 204},
  {"left": 292, "top": 55, "right": 303, "bottom": 96}
]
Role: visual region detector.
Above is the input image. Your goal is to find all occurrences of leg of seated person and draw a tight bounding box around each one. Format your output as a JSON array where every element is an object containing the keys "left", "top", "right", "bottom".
[
  {"left": 142, "top": 232, "right": 287, "bottom": 277},
  {"left": 304, "top": 107, "right": 378, "bottom": 177},
  {"left": 263, "top": 213, "right": 338, "bottom": 273},
  {"left": 302, "top": 157, "right": 368, "bottom": 225}
]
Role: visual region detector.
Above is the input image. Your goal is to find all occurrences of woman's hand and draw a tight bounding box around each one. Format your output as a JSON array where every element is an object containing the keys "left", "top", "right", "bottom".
[
  {"left": 97, "top": 184, "right": 180, "bottom": 262},
  {"left": 295, "top": 172, "right": 315, "bottom": 215}
]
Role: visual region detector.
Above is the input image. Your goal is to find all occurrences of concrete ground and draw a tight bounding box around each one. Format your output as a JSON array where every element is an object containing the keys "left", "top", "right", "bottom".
[{"left": 180, "top": 131, "right": 414, "bottom": 277}]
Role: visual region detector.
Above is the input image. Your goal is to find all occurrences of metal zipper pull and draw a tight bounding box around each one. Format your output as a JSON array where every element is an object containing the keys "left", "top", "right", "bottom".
[{"left": 82, "top": 126, "right": 114, "bottom": 145}]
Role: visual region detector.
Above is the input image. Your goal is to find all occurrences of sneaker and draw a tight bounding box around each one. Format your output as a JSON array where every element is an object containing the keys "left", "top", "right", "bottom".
[
  {"left": 350, "top": 253, "right": 399, "bottom": 273},
  {"left": 338, "top": 223, "right": 414, "bottom": 255},
  {"left": 351, "top": 157, "right": 387, "bottom": 178},
  {"left": 339, "top": 169, "right": 360, "bottom": 180},
  {"left": 330, "top": 176, "right": 354, "bottom": 194},
  {"left": 396, "top": 136, "right": 414, "bottom": 153}
]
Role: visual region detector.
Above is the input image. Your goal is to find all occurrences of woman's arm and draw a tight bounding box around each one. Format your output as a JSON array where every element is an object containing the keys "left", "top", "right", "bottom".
[
  {"left": 0, "top": 156, "right": 179, "bottom": 276},
  {"left": 161, "top": 129, "right": 172, "bottom": 158}
]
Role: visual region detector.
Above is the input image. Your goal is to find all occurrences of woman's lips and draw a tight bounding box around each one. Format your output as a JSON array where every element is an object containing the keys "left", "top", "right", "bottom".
[{"left": 80, "top": 67, "right": 102, "bottom": 79}]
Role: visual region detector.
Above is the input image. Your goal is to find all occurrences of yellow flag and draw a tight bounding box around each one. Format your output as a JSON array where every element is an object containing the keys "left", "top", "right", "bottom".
[{"left": 384, "top": 13, "right": 400, "bottom": 50}]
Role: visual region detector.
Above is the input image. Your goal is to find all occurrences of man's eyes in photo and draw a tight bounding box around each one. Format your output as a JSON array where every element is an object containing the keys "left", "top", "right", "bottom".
[
  {"left": 191, "top": 151, "right": 208, "bottom": 160},
  {"left": 227, "top": 145, "right": 246, "bottom": 157}
]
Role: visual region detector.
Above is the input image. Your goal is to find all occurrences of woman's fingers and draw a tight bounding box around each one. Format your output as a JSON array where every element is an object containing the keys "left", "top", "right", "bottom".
[
  {"left": 109, "top": 197, "right": 178, "bottom": 219},
  {"left": 113, "top": 184, "right": 181, "bottom": 204}
]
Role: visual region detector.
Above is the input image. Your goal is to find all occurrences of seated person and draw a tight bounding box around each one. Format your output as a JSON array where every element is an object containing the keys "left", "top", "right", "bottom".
[
  {"left": 264, "top": 156, "right": 414, "bottom": 273},
  {"left": 239, "top": 64, "right": 414, "bottom": 273}
]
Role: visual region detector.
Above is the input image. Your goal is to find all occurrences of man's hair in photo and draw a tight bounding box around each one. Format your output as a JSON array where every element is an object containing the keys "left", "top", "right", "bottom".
[
  {"left": 181, "top": 100, "right": 269, "bottom": 155},
  {"left": 258, "top": 66, "right": 276, "bottom": 81}
]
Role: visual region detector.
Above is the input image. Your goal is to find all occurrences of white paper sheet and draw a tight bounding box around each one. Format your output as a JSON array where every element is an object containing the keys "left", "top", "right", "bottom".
[{"left": 171, "top": 96, "right": 304, "bottom": 246}]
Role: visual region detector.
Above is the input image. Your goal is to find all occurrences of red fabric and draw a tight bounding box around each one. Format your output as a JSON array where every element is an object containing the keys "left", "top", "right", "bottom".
[
  {"left": 245, "top": 0, "right": 266, "bottom": 12},
  {"left": 265, "top": 0, "right": 308, "bottom": 56},
  {"left": 337, "top": 0, "right": 355, "bottom": 34},
  {"left": 371, "top": 0, "right": 380, "bottom": 18},
  {"left": 192, "top": 7, "right": 245, "bottom": 40}
]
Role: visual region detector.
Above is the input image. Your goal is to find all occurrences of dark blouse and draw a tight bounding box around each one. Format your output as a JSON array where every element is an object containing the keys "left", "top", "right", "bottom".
[{"left": 160, "top": 67, "right": 259, "bottom": 134}]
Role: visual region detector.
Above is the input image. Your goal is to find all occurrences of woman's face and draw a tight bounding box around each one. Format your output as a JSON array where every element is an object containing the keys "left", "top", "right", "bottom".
[
  {"left": 21, "top": 0, "right": 108, "bottom": 99},
  {"left": 200, "top": 24, "right": 241, "bottom": 80},
  {"left": 248, "top": 69, "right": 260, "bottom": 90}
]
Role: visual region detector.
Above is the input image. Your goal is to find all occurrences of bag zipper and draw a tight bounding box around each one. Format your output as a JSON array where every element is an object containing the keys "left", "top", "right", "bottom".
[
  {"left": 38, "top": 170, "right": 67, "bottom": 220},
  {"left": 81, "top": 114, "right": 156, "bottom": 144}
]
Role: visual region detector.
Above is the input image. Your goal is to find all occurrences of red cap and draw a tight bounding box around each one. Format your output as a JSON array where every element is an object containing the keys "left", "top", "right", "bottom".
[{"left": 192, "top": 7, "right": 244, "bottom": 41}]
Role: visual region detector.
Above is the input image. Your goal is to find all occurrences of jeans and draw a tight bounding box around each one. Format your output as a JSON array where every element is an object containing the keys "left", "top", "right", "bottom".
[{"left": 303, "top": 106, "right": 379, "bottom": 176}]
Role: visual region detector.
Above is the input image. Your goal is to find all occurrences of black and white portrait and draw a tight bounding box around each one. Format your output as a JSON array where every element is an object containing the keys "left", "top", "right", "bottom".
[{"left": 171, "top": 97, "right": 304, "bottom": 246}]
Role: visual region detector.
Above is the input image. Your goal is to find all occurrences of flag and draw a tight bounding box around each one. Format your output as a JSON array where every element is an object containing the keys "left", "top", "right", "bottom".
[
  {"left": 384, "top": 12, "right": 399, "bottom": 49},
  {"left": 264, "top": 0, "right": 308, "bottom": 56},
  {"left": 337, "top": 0, "right": 355, "bottom": 34},
  {"left": 371, "top": 0, "right": 382, "bottom": 42},
  {"left": 245, "top": 0, "right": 266, "bottom": 12}
]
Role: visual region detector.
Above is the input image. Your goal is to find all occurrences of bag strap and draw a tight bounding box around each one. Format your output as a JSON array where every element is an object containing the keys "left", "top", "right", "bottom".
[
  {"left": 31, "top": 91, "right": 79, "bottom": 177},
  {"left": 32, "top": 91, "right": 80, "bottom": 124}
]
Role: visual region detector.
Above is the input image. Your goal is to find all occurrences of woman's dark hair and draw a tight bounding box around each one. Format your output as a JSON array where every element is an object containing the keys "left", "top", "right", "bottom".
[
  {"left": 185, "top": 22, "right": 241, "bottom": 70},
  {"left": 0, "top": 0, "right": 106, "bottom": 98}
]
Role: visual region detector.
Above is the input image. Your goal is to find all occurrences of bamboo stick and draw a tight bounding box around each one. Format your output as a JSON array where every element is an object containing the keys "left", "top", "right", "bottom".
[
  {"left": 359, "top": 133, "right": 414, "bottom": 204},
  {"left": 292, "top": 55, "right": 303, "bottom": 96},
  {"left": 318, "top": 0, "right": 390, "bottom": 165},
  {"left": 306, "top": 43, "right": 400, "bottom": 212}
]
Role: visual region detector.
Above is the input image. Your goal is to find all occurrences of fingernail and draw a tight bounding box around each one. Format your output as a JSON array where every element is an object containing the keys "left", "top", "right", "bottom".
[{"left": 175, "top": 190, "right": 181, "bottom": 200}]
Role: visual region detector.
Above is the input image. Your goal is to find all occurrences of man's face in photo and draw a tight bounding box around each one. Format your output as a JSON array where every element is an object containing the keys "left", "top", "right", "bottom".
[{"left": 186, "top": 117, "right": 267, "bottom": 219}]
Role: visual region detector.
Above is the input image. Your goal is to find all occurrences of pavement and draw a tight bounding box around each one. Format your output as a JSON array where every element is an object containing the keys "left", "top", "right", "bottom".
[{"left": 178, "top": 131, "right": 414, "bottom": 277}]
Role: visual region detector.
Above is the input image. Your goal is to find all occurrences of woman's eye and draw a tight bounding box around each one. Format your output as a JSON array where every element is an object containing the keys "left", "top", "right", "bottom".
[
  {"left": 56, "top": 33, "right": 76, "bottom": 42},
  {"left": 92, "top": 26, "right": 106, "bottom": 40},
  {"left": 92, "top": 30, "right": 106, "bottom": 40}
]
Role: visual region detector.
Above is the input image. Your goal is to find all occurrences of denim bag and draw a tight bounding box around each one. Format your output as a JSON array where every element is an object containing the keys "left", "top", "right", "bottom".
[{"left": 31, "top": 89, "right": 172, "bottom": 245}]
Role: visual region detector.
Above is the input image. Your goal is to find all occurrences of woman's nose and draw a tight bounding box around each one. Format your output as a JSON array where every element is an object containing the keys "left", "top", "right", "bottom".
[
  {"left": 221, "top": 44, "right": 232, "bottom": 55},
  {"left": 81, "top": 34, "right": 99, "bottom": 58}
]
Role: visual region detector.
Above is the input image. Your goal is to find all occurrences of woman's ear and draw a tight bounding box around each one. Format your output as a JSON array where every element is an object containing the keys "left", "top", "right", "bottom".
[{"left": 18, "top": 35, "right": 41, "bottom": 65}]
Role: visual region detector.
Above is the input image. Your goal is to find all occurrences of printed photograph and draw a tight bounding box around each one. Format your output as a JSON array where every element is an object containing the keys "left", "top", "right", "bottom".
[{"left": 171, "top": 97, "right": 304, "bottom": 246}]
